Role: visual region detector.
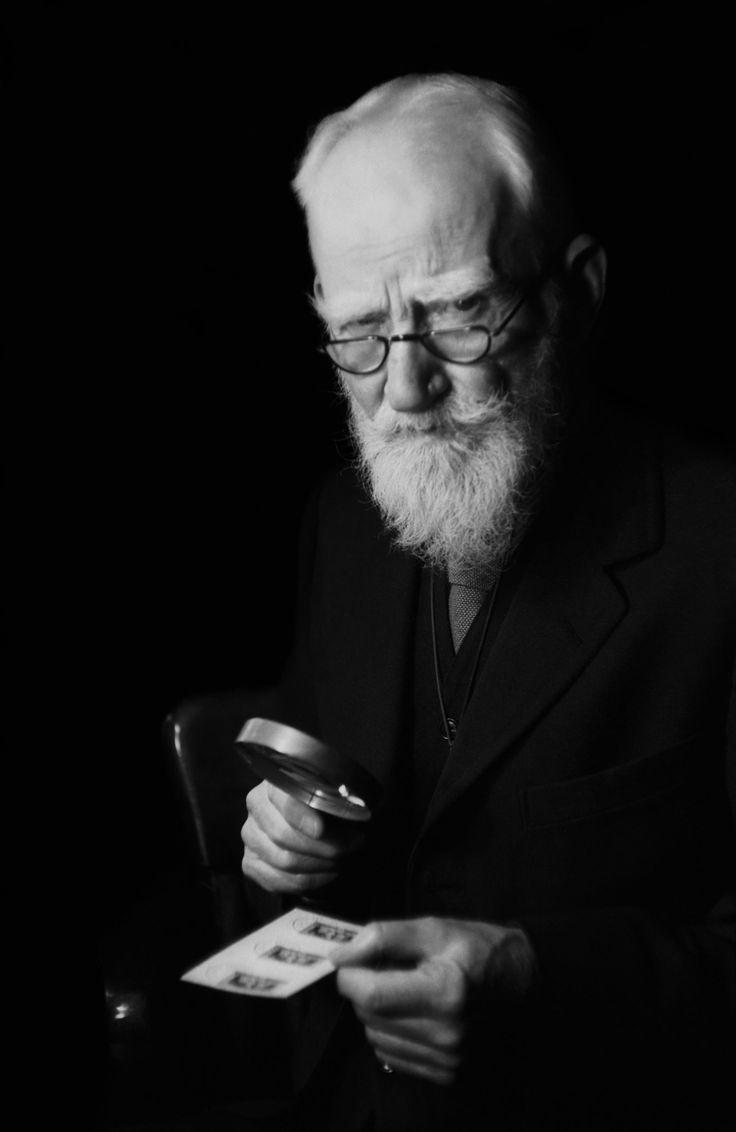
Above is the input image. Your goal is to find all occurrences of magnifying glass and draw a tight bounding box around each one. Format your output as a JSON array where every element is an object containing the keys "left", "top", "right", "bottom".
[{"left": 235, "top": 718, "right": 381, "bottom": 823}]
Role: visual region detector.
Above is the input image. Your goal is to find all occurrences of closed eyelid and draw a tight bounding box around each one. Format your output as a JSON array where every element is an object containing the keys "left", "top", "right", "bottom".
[
  {"left": 330, "top": 287, "right": 505, "bottom": 336},
  {"left": 332, "top": 290, "right": 490, "bottom": 331},
  {"left": 450, "top": 291, "right": 489, "bottom": 313},
  {"left": 423, "top": 285, "right": 497, "bottom": 314}
]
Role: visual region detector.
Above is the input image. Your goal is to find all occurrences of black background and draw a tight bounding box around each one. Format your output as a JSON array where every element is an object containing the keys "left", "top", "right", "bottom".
[{"left": 6, "top": 4, "right": 734, "bottom": 933}]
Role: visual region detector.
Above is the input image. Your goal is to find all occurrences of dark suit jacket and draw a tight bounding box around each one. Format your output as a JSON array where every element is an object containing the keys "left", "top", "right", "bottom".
[{"left": 270, "top": 392, "right": 736, "bottom": 1131}]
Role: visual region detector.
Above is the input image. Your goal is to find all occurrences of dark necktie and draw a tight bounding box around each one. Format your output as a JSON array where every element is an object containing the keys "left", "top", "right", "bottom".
[{"left": 447, "top": 563, "right": 500, "bottom": 653}]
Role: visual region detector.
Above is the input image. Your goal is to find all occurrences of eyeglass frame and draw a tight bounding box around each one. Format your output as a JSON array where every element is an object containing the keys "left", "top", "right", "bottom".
[{"left": 317, "top": 284, "right": 535, "bottom": 377}]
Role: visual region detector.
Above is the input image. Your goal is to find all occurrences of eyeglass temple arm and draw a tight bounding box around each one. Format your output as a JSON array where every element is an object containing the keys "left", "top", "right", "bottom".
[{"left": 489, "top": 292, "right": 527, "bottom": 339}]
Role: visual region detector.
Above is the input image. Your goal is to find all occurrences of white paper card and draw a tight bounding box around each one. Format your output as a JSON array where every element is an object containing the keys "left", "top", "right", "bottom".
[{"left": 180, "top": 907, "right": 363, "bottom": 998}]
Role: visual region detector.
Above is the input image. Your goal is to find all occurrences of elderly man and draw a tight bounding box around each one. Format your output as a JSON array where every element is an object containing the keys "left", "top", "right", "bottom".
[{"left": 236, "top": 74, "right": 735, "bottom": 1131}]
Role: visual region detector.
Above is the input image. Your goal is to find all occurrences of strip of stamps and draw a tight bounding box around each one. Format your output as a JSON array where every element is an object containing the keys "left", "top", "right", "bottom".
[{"left": 181, "top": 907, "right": 362, "bottom": 998}]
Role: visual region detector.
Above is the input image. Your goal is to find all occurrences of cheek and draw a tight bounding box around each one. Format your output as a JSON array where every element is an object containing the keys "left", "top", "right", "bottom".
[
  {"left": 343, "top": 375, "right": 384, "bottom": 418},
  {"left": 450, "top": 361, "right": 504, "bottom": 402}
]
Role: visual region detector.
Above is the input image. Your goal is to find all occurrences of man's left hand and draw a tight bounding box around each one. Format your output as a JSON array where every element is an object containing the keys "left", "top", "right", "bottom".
[{"left": 330, "top": 916, "right": 538, "bottom": 1086}]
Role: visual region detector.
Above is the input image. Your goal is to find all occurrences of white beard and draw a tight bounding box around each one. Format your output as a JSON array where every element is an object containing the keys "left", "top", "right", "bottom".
[{"left": 343, "top": 361, "right": 560, "bottom": 573}]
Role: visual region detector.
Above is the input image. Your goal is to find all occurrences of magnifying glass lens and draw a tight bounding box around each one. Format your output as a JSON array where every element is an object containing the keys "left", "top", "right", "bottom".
[{"left": 235, "top": 720, "right": 380, "bottom": 823}]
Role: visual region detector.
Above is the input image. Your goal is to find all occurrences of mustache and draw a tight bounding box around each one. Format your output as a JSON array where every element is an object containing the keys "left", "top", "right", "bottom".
[
  {"left": 343, "top": 387, "right": 530, "bottom": 572},
  {"left": 346, "top": 387, "right": 510, "bottom": 441}
]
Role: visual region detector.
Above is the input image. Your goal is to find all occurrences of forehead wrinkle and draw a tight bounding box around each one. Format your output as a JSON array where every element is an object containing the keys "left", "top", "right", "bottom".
[
  {"left": 313, "top": 287, "right": 389, "bottom": 328},
  {"left": 411, "top": 264, "right": 496, "bottom": 305},
  {"left": 315, "top": 262, "right": 497, "bottom": 329}
]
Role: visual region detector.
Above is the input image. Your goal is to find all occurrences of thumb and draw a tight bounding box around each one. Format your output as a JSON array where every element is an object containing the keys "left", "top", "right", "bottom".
[{"left": 330, "top": 918, "right": 433, "bottom": 969}]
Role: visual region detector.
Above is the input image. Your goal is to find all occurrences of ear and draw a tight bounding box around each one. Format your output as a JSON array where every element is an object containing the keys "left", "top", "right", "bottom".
[{"left": 562, "top": 234, "right": 607, "bottom": 328}]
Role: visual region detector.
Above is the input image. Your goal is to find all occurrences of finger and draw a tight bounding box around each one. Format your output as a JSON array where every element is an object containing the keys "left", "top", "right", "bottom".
[
  {"left": 357, "top": 1011, "right": 464, "bottom": 1055},
  {"left": 241, "top": 847, "right": 338, "bottom": 894},
  {"left": 245, "top": 788, "right": 346, "bottom": 862},
  {"left": 330, "top": 918, "right": 445, "bottom": 969},
  {"left": 372, "top": 1046, "right": 458, "bottom": 1087},
  {"left": 366, "top": 1025, "right": 462, "bottom": 1079},
  {"left": 378, "top": 1057, "right": 456, "bottom": 1087},
  {"left": 266, "top": 783, "right": 327, "bottom": 840},
  {"left": 242, "top": 817, "right": 343, "bottom": 874},
  {"left": 337, "top": 959, "right": 464, "bottom": 1020},
  {"left": 270, "top": 786, "right": 366, "bottom": 855}
]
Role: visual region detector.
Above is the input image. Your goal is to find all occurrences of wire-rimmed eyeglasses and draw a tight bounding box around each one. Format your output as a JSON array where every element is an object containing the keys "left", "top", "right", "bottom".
[{"left": 319, "top": 291, "right": 528, "bottom": 377}]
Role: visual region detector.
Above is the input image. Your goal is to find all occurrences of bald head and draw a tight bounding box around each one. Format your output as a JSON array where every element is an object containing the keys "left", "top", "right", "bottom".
[
  {"left": 306, "top": 112, "right": 518, "bottom": 297},
  {"left": 294, "top": 73, "right": 574, "bottom": 285}
]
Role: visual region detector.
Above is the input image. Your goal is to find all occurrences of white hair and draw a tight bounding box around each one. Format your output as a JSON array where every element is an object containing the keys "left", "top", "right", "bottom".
[
  {"left": 292, "top": 73, "right": 573, "bottom": 274},
  {"left": 341, "top": 319, "right": 564, "bottom": 573}
]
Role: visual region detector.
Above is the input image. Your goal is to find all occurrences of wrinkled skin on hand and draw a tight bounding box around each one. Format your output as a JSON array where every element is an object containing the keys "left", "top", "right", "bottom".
[
  {"left": 241, "top": 780, "right": 365, "bottom": 895},
  {"left": 331, "top": 916, "right": 538, "bottom": 1085}
]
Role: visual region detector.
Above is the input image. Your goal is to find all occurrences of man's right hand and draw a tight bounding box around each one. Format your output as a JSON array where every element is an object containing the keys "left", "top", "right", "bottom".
[{"left": 241, "top": 780, "right": 365, "bottom": 895}]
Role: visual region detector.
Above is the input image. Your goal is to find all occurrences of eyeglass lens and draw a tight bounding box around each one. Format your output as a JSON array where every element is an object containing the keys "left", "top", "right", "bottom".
[{"left": 326, "top": 327, "right": 491, "bottom": 374}]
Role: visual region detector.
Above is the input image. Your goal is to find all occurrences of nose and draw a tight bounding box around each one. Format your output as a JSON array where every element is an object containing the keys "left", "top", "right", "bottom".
[{"left": 384, "top": 337, "right": 449, "bottom": 413}]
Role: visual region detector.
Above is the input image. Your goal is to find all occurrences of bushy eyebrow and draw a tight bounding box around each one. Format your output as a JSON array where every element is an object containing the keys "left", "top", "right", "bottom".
[
  {"left": 337, "top": 308, "right": 388, "bottom": 333},
  {"left": 312, "top": 292, "right": 385, "bottom": 334},
  {"left": 314, "top": 266, "right": 499, "bottom": 336},
  {"left": 421, "top": 282, "right": 496, "bottom": 314},
  {"left": 411, "top": 267, "right": 496, "bottom": 306}
]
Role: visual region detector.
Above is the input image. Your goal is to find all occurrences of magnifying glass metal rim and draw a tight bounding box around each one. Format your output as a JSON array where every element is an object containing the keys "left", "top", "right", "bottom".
[{"left": 235, "top": 717, "right": 380, "bottom": 822}]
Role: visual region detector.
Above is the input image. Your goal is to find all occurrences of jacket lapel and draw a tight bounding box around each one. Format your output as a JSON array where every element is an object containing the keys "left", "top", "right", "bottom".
[
  {"left": 423, "top": 532, "right": 626, "bottom": 829},
  {"left": 422, "top": 405, "right": 665, "bottom": 831}
]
